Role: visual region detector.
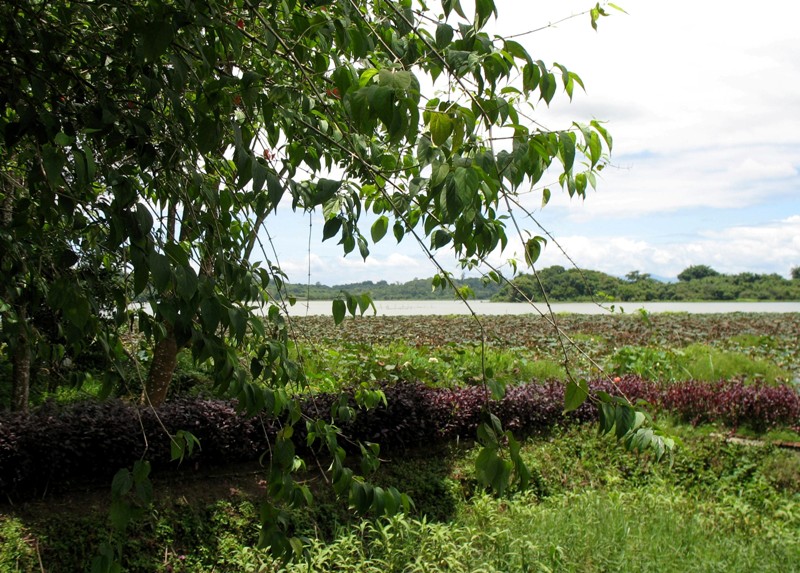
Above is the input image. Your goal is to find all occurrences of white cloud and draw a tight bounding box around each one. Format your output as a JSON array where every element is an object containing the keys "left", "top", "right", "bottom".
[
  {"left": 731, "top": 158, "right": 798, "bottom": 181},
  {"left": 524, "top": 143, "right": 800, "bottom": 221},
  {"left": 524, "top": 216, "right": 800, "bottom": 279},
  {"left": 280, "top": 251, "right": 427, "bottom": 285}
]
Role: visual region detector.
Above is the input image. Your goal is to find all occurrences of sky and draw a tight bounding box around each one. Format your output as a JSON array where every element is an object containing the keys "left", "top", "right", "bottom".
[{"left": 261, "top": 0, "right": 800, "bottom": 286}]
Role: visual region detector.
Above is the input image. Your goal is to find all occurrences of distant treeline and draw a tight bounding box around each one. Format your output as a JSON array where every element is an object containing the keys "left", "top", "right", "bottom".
[
  {"left": 494, "top": 265, "right": 800, "bottom": 302},
  {"left": 276, "top": 277, "right": 504, "bottom": 300},
  {"left": 277, "top": 264, "right": 800, "bottom": 302}
]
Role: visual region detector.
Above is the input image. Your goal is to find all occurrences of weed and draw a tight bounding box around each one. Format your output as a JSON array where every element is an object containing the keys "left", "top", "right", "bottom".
[
  {"left": 0, "top": 517, "right": 38, "bottom": 572},
  {"left": 608, "top": 343, "right": 792, "bottom": 384}
]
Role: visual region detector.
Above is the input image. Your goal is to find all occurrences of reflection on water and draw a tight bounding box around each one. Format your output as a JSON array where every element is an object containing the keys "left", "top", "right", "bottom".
[{"left": 280, "top": 300, "right": 800, "bottom": 317}]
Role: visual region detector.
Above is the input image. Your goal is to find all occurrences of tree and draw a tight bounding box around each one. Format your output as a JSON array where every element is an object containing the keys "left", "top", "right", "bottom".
[
  {"left": 1, "top": 0, "right": 612, "bottom": 406},
  {"left": 677, "top": 264, "right": 719, "bottom": 281},
  {"left": 2, "top": 0, "right": 670, "bottom": 562},
  {"left": 792, "top": 266, "right": 800, "bottom": 280},
  {"left": 625, "top": 270, "right": 650, "bottom": 282}
]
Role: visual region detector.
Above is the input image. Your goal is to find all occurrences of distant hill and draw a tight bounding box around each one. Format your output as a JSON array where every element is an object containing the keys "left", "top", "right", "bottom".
[
  {"left": 274, "top": 265, "right": 800, "bottom": 302},
  {"left": 274, "top": 277, "right": 503, "bottom": 300}
]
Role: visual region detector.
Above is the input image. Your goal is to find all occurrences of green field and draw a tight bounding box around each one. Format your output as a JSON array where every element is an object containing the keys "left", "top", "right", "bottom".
[{"left": 2, "top": 313, "right": 799, "bottom": 572}]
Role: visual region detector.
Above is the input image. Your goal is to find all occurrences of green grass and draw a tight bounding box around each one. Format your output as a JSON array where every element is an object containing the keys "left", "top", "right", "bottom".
[
  {"left": 207, "top": 491, "right": 799, "bottom": 572},
  {"left": 4, "top": 425, "right": 799, "bottom": 572},
  {"left": 0, "top": 517, "right": 37, "bottom": 572},
  {"left": 608, "top": 343, "right": 792, "bottom": 383},
  {"left": 679, "top": 343, "right": 790, "bottom": 383},
  {"left": 3, "top": 314, "right": 798, "bottom": 570},
  {"left": 295, "top": 340, "right": 566, "bottom": 392}
]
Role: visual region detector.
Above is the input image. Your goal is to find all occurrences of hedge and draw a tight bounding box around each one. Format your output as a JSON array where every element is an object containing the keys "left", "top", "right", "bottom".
[{"left": 0, "top": 378, "right": 797, "bottom": 501}]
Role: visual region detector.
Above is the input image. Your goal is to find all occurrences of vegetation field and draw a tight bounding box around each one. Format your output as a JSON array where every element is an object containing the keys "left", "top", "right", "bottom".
[
  {"left": 292, "top": 312, "right": 800, "bottom": 389},
  {"left": 2, "top": 312, "right": 799, "bottom": 572}
]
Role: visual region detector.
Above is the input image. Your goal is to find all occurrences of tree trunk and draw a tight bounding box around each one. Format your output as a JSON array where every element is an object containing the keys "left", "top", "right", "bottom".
[
  {"left": 10, "top": 306, "right": 31, "bottom": 413},
  {"left": 143, "top": 324, "right": 178, "bottom": 407}
]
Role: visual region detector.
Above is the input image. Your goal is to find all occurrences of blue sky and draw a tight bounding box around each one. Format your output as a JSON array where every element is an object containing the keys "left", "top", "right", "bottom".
[{"left": 259, "top": 0, "right": 800, "bottom": 286}]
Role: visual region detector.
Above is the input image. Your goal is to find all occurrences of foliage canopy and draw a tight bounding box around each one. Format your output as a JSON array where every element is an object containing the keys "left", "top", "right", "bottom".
[
  {"left": 0, "top": 0, "right": 674, "bottom": 563},
  {"left": 1, "top": 0, "right": 610, "bottom": 407}
]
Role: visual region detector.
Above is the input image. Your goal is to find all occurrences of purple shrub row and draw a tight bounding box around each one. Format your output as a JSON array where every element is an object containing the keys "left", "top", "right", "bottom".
[{"left": 0, "top": 378, "right": 797, "bottom": 500}]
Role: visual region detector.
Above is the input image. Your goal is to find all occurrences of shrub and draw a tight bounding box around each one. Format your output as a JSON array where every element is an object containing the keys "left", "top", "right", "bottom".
[
  {"left": 661, "top": 380, "right": 800, "bottom": 431},
  {"left": 1, "top": 378, "right": 797, "bottom": 501}
]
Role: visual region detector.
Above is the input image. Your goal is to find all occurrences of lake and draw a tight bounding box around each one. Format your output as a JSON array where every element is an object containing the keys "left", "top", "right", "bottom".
[{"left": 281, "top": 300, "right": 800, "bottom": 317}]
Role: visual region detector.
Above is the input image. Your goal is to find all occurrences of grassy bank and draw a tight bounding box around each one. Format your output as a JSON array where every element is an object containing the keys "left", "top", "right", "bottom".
[
  {"left": 2, "top": 313, "right": 799, "bottom": 571},
  {"left": 2, "top": 424, "right": 799, "bottom": 572}
]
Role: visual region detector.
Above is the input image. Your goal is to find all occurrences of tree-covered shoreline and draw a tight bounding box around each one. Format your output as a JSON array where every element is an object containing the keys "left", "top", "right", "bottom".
[{"left": 274, "top": 264, "right": 800, "bottom": 301}]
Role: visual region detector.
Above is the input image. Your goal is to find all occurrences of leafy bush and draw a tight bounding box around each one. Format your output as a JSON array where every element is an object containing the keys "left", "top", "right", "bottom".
[
  {"left": 661, "top": 380, "right": 800, "bottom": 431},
  {"left": 0, "top": 399, "right": 267, "bottom": 500},
  {"left": 1, "top": 379, "right": 797, "bottom": 501}
]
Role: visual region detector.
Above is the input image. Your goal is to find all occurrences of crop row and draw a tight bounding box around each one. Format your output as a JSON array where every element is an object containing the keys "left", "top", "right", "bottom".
[
  {"left": 294, "top": 313, "right": 800, "bottom": 349},
  {"left": 1, "top": 378, "right": 797, "bottom": 501}
]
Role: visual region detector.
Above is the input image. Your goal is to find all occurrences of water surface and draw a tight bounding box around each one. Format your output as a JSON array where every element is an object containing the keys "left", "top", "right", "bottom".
[{"left": 282, "top": 300, "right": 800, "bottom": 317}]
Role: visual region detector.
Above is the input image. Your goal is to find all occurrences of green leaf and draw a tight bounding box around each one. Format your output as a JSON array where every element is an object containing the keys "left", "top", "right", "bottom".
[
  {"left": 252, "top": 159, "right": 267, "bottom": 193},
  {"left": 487, "top": 378, "right": 505, "bottom": 400},
  {"left": 522, "top": 63, "right": 540, "bottom": 94},
  {"left": 149, "top": 252, "right": 172, "bottom": 292},
  {"left": 368, "top": 85, "right": 394, "bottom": 126},
  {"left": 350, "top": 481, "right": 370, "bottom": 513},
  {"left": 175, "top": 265, "right": 198, "bottom": 301},
  {"left": 615, "top": 404, "right": 636, "bottom": 439},
  {"left": 229, "top": 307, "right": 248, "bottom": 342},
  {"left": 134, "top": 203, "right": 153, "bottom": 237},
  {"left": 432, "top": 229, "right": 451, "bottom": 249},
  {"left": 332, "top": 299, "right": 346, "bottom": 325},
  {"left": 62, "top": 296, "right": 90, "bottom": 330},
  {"left": 393, "top": 221, "right": 405, "bottom": 243},
  {"left": 559, "top": 131, "right": 576, "bottom": 171},
  {"left": 164, "top": 242, "right": 189, "bottom": 267},
  {"left": 359, "top": 68, "right": 379, "bottom": 87},
  {"left": 111, "top": 468, "right": 133, "bottom": 497},
  {"left": 54, "top": 131, "right": 73, "bottom": 146},
  {"left": 109, "top": 500, "right": 132, "bottom": 531},
  {"left": 429, "top": 112, "right": 454, "bottom": 147},
  {"left": 541, "top": 187, "right": 551, "bottom": 207},
  {"left": 443, "top": 0, "right": 467, "bottom": 19},
  {"left": 508, "top": 433, "right": 531, "bottom": 490},
  {"left": 524, "top": 236, "right": 546, "bottom": 267},
  {"left": 132, "top": 252, "right": 149, "bottom": 296},
  {"left": 42, "top": 144, "right": 65, "bottom": 187},
  {"left": 357, "top": 292, "right": 374, "bottom": 315},
  {"left": 357, "top": 236, "right": 369, "bottom": 260},
  {"left": 435, "top": 23, "right": 454, "bottom": 48},
  {"left": 378, "top": 69, "right": 414, "bottom": 90},
  {"left": 430, "top": 162, "right": 450, "bottom": 188},
  {"left": 266, "top": 170, "right": 284, "bottom": 212},
  {"left": 588, "top": 131, "right": 602, "bottom": 166},
  {"left": 322, "top": 217, "right": 342, "bottom": 241},
  {"left": 539, "top": 66, "right": 556, "bottom": 104},
  {"left": 141, "top": 21, "right": 174, "bottom": 62},
  {"left": 598, "top": 402, "right": 616, "bottom": 435},
  {"left": 370, "top": 216, "right": 389, "bottom": 243},
  {"left": 315, "top": 178, "right": 341, "bottom": 206},
  {"left": 563, "top": 378, "right": 589, "bottom": 412},
  {"left": 591, "top": 119, "right": 613, "bottom": 150},
  {"left": 451, "top": 166, "right": 480, "bottom": 210},
  {"left": 475, "top": 0, "right": 496, "bottom": 30},
  {"left": 475, "top": 446, "right": 511, "bottom": 496}
]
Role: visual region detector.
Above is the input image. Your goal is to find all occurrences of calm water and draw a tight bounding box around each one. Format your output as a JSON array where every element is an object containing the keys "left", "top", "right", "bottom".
[{"left": 281, "top": 300, "right": 800, "bottom": 317}]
